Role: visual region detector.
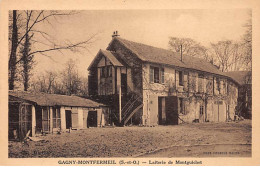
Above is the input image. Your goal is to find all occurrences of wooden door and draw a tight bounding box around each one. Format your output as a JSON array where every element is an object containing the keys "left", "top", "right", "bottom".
[
  {"left": 165, "top": 96, "right": 178, "bottom": 125},
  {"left": 65, "top": 110, "right": 72, "bottom": 129},
  {"left": 158, "top": 97, "right": 166, "bottom": 125},
  {"left": 83, "top": 110, "right": 88, "bottom": 128},
  {"left": 19, "top": 104, "right": 32, "bottom": 139},
  {"left": 42, "top": 107, "right": 50, "bottom": 132},
  {"left": 71, "top": 108, "right": 78, "bottom": 129},
  {"left": 149, "top": 95, "right": 159, "bottom": 125},
  {"left": 87, "top": 111, "right": 97, "bottom": 127}
]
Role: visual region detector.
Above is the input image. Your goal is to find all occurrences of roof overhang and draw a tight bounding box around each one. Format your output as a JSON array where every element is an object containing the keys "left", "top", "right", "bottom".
[{"left": 88, "top": 49, "right": 124, "bottom": 70}]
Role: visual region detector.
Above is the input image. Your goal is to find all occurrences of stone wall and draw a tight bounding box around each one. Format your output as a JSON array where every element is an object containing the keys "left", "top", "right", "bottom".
[{"left": 141, "top": 62, "right": 239, "bottom": 125}]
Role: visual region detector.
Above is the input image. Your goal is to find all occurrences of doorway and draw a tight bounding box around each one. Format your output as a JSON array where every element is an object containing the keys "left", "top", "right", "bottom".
[
  {"left": 166, "top": 96, "right": 178, "bottom": 125},
  {"left": 158, "top": 96, "right": 178, "bottom": 125},
  {"left": 42, "top": 107, "right": 50, "bottom": 132},
  {"left": 199, "top": 105, "right": 204, "bottom": 122},
  {"left": 87, "top": 111, "right": 97, "bottom": 127},
  {"left": 65, "top": 110, "right": 72, "bottom": 129},
  {"left": 158, "top": 97, "right": 166, "bottom": 125}
]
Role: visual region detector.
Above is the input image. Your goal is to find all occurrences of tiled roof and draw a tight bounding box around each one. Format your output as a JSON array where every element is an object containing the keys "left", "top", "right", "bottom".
[
  {"left": 224, "top": 71, "right": 251, "bottom": 85},
  {"left": 113, "top": 37, "right": 226, "bottom": 76},
  {"left": 100, "top": 50, "right": 123, "bottom": 67},
  {"left": 9, "top": 90, "right": 105, "bottom": 107}
]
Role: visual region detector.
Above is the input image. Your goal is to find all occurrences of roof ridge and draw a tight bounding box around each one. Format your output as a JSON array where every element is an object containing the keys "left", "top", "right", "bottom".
[
  {"left": 116, "top": 37, "right": 210, "bottom": 63},
  {"left": 116, "top": 37, "right": 170, "bottom": 52},
  {"left": 110, "top": 37, "right": 240, "bottom": 83}
]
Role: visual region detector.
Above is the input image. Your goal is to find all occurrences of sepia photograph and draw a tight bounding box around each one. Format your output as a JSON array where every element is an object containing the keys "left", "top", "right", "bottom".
[{"left": 1, "top": 0, "right": 260, "bottom": 166}]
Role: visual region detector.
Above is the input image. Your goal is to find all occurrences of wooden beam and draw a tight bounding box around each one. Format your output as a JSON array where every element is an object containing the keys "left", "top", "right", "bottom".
[{"left": 31, "top": 105, "right": 36, "bottom": 137}]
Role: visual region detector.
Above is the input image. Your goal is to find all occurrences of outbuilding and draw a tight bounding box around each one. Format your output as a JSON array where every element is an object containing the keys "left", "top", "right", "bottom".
[{"left": 9, "top": 90, "right": 109, "bottom": 140}]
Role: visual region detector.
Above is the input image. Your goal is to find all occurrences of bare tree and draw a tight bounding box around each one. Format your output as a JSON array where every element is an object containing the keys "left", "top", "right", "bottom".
[
  {"left": 78, "top": 77, "right": 88, "bottom": 96},
  {"left": 8, "top": 10, "right": 98, "bottom": 91},
  {"left": 210, "top": 40, "right": 246, "bottom": 72},
  {"left": 31, "top": 71, "right": 58, "bottom": 93},
  {"left": 168, "top": 37, "right": 211, "bottom": 61},
  {"left": 62, "top": 59, "right": 82, "bottom": 96},
  {"left": 241, "top": 17, "right": 252, "bottom": 70},
  {"left": 31, "top": 64, "right": 88, "bottom": 96}
]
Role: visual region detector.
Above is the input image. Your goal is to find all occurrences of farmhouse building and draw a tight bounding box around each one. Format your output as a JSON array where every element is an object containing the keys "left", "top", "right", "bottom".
[
  {"left": 88, "top": 32, "right": 241, "bottom": 126},
  {"left": 9, "top": 91, "right": 108, "bottom": 140}
]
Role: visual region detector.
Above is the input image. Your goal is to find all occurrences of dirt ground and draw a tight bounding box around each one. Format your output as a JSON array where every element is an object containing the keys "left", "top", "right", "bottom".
[{"left": 8, "top": 120, "right": 251, "bottom": 158}]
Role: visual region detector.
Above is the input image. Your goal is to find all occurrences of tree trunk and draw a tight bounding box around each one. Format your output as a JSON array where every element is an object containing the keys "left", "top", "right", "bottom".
[
  {"left": 22, "top": 21, "right": 30, "bottom": 91},
  {"left": 22, "top": 37, "right": 29, "bottom": 91},
  {"left": 8, "top": 10, "right": 18, "bottom": 90}
]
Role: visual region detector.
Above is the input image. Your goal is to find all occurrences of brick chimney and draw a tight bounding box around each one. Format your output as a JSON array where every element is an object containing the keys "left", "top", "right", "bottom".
[
  {"left": 112, "top": 31, "right": 120, "bottom": 38},
  {"left": 180, "top": 44, "right": 183, "bottom": 62}
]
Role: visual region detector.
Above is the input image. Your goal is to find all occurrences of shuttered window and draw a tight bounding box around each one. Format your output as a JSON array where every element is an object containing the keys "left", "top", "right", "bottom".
[
  {"left": 161, "top": 68, "right": 165, "bottom": 84},
  {"left": 149, "top": 66, "right": 154, "bottom": 83},
  {"left": 198, "top": 74, "right": 204, "bottom": 93},
  {"left": 150, "top": 66, "right": 164, "bottom": 84}
]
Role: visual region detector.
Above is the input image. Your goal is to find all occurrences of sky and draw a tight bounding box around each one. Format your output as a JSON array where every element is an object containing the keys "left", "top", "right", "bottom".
[{"left": 31, "top": 9, "right": 251, "bottom": 79}]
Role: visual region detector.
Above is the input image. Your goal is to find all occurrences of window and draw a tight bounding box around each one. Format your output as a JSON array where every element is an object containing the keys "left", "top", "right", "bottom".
[
  {"left": 200, "top": 105, "right": 204, "bottom": 115},
  {"left": 206, "top": 79, "right": 213, "bottom": 94},
  {"left": 101, "top": 66, "right": 112, "bottom": 78},
  {"left": 179, "top": 71, "right": 183, "bottom": 86},
  {"left": 107, "top": 66, "right": 112, "bottom": 77},
  {"left": 53, "top": 108, "right": 61, "bottom": 129},
  {"left": 223, "top": 80, "right": 226, "bottom": 94},
  {"left": 149, "top": 66, "right": 160, "bottom": 83},
  {"left": 100, "top": 67, "right": 106, "bottom": 78},
  {"left": 161, "top": 68, "right": 165, "bottom": 83},
  {"left": 154, "top": 67, "right": 159, "bottom": 83},
  {"left": 198, "top": 74, "right": 204, "bottom": 93},
  {"left": 149, "top": 66, "right": 165, "bottom": 84},
  {"left": 216, "top": 78, "right": 220, "bottom": 93}
]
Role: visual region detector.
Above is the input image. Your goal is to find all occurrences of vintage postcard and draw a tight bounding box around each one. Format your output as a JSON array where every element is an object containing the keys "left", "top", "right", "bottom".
[{"left": 0, "top": 0, "right": 260, "bottom": 166}]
